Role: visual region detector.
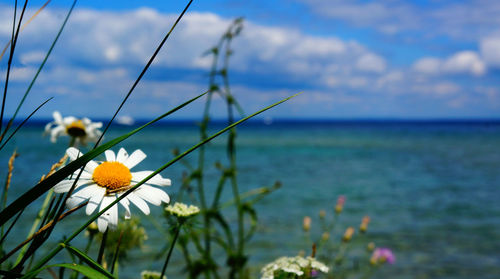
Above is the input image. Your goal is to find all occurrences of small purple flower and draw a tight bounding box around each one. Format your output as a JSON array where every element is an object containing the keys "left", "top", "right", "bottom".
[{"left": 372, "top": 248, "right": 395, "bottom": 264}]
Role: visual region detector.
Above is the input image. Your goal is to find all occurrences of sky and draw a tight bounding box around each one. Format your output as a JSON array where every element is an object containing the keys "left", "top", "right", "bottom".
[{"left": 1, "top": 0, "right": 500, "bottom": 120}]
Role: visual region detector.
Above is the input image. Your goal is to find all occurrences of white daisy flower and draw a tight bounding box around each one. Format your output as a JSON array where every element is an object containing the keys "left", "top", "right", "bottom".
[
  {"left": 44, "top": 111, "right": 103, "bottom": 146},
  {"left": 53, "top": 147, "right": 171, "bottom": 232}
]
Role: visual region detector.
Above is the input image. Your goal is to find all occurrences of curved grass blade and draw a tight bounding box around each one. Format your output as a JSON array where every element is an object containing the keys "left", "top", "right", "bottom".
[
  {"left": 29, "top": 93, "right": 301, "bottom": 271},
  {"left": 0, "top": 97, "right": 53, "bottom": 151},
  {"left": 64, "top": 245, "right": 114, "bottom": 278},
  {"left": 0, "top": 91, "right": 207, "bottom": 227},
  {"left": 22, "top": 263, "right": 112, "bottom": 279},
  {"left": 0, "top": 0, "right": 76, "bottom": 143}
]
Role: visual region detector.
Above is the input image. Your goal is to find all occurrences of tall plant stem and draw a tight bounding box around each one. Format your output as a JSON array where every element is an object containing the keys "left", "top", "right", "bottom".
[{"left": 160, "top": 221, "right": 183, "bottom": 278}]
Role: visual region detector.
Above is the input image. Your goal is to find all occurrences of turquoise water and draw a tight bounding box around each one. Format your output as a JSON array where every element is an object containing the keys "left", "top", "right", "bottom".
[{"left": 1, "top": 121, "right": 500, "bottom": 278}]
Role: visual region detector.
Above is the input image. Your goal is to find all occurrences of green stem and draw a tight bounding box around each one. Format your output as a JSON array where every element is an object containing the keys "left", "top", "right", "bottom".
[
  {"left": 14, "top": 189, "right": 54, "bottom": 265},
  {"left": 160, "top": 221, "right": 183, "bottom": 278}
]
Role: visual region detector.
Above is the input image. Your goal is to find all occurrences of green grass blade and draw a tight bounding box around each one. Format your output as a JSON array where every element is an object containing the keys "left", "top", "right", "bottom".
[
  {"left": 29, "top": 93, "right": 301, "bottom": 271},
  {"left": 64, "top": 245, "right": 114, "bottom": 278},
  {"left": 22, "top": 262, "right": 113, "bottom": 279},
  {"left": 0, "top": 98, "right": 52, "bottom": 151},
  {"left": 0, "top": 91, "right": 207, "bottom": 227}
]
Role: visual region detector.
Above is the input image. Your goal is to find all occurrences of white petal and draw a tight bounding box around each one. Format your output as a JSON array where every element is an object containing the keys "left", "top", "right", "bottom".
[
  {"left": 135, "top": 185, "right": 169, "bottom": 205},
  {"left": 105, "top": 150, "right": 116, "bottom": 162},
  {"left": 50, "top": 126, "right": 65, "bottom": 143},
  {"left": 134, "top": 189, "right": 161, "bottom": 205},
  {"left": 132, "top": 171, "right": 171, "bottom": 186},
  {"left": 63, "top": 116, "right": 77, "bottom": 126},
  {"left": 89, "top": 122, "right": 103, "bottom": 129},
  {"left": 66, "top": 148, "right": 98, "bottom": 172},
  {"left": 127, "top": 193, "right": 150, "bottom": 215},
  {"left": 81, "top": 117, "right": 91, "bottom": 125},
  {"left": 53, "top": 179, "right": 93, "bottom": 193},
  {"left": 53, "top": 111, "right": 63, "bottom": 124},
  {"left": 119, "top": 197, "right": 131, "bottom": 219},
  {"left": 97, "top": 196, "right": 116, "bottom": 232},
  {"left": 66, "top": 195, "right": 87, "bottom": 209},
  {"left": 72, "top": 185, "right": 100, "bottom": 199},
  {"left": 66, "top": 147, "right": 83, "bottom": 161},
  {"left": 97, "top": 215, "right": 109, "bottom": 233},
  {"left": 123, "top": 149, "right": 146, "bottom": 169},
  {"left": 116, "top": 148, "right": 128, "bottom": 163},
  {"left": 85, "top": 186, "right": 106, "bottom": 215},
  {"left": 44, "top": 122, "right": 53, "bottom": 134}
]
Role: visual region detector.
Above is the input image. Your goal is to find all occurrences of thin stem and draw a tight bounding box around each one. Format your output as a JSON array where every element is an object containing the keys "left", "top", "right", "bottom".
[
  {"left": 97, "top": 229, "right": 108, "bottom": 265},
  {"left": 160, "top": 221, "right": 183, "bottom": 279},
  {"left": 0, "top": 0, "right": 28, "bottom": 138}
]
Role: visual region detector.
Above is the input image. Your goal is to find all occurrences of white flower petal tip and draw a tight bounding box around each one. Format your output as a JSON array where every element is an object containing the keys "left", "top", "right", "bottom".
[
  {"left": 124, "top": 149, "right": 146, "bottom": 169},
  {"left": 52, "top": 147, "right": 171, "bottom": 230}
]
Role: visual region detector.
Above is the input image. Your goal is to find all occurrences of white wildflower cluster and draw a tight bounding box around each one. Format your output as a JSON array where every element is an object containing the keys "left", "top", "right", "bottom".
[
  {"left": 261, "top": 256, "right": 329, "bottom": 279},
  {"left": 141, "top": 270, "right": 167, "bottom": 279},
  {"left": 165, "top": 202, "right": 200, "bottom": 218}
]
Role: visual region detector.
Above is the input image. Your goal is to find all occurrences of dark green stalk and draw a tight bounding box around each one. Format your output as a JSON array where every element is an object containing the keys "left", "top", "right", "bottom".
[
  {"left": 27, "top": 93, "right": 300, "bottom": 273},
  {"left": 96, "top": 229, "right": 108, "bottom": 265},
  {"left": 110, "top": 230, "right": 123, "bottom": 274},
  {"left": 160, "top": 221, "right": 183, "bottom": 278},
  {"left": 0, "top": 0, "right": 27, "bottom": 137}
]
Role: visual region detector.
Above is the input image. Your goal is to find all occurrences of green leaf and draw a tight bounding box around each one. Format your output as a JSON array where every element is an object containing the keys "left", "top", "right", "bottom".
[
  {"left": 64, "top": 245, "right": 114, "bottom": 278},
  {"left": 22, "top": 263, "right": 113, "bottom": 279},
  {"left": 0, "top": 91, "right": 207, "bottom": 227}
]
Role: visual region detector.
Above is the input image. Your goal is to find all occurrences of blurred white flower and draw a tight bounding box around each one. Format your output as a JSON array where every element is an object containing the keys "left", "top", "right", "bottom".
[
  {"left": 44, "top": 111, "right": 102, "bottom": 146},
  {"left": 165, "top": 202, "right": 200, "bottom": 218},
  {"left": 53, "top": 147, "right": 171, "bottom": 232},
  {"left": 261, "top": 256, "right": 329, "bottom": 279}
]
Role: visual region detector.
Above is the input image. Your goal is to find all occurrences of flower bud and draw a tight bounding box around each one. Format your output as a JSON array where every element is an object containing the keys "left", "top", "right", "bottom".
[
  {"left": 335, "top": 195, "right": 346, "bottom": 214},
  {"left": 367, "top": 242, "right": 375, "bottom": 252},
  {"left": 303, "top": 216, "right": 311, "bottom": 232},
  {"left": 342, "top": 227, "right": 355, "bottom": 242},
  {"left": 321, "top": 232, "right": 330, "bottom": 241},
  {"left": 319, "top": 210, "right": 326, "bottom": 219},
  {"left": 360, "top": 216, "right": 370, "bottom": 233}
]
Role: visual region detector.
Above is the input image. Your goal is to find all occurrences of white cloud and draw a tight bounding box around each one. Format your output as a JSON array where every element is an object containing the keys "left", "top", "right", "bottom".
[
  {"left": 412, "top": 57, "right": 442, "bottom": 75},
  {"left": 442, "top": 51, "right": 486, "bottom": 76},
  {"left": 298, "top": 0, "right": 500, "bottom": 41},
  {"left": 356, "top": 53, "right": 386, "bottom": 73},
  {"left": 480, "top": 37, "right": 500, "bottom": 67},
  {"left": 0, "top": 5, "right": 394, "bottom": 96},
  {"left": 413, "top": 51, "right": 486, "bottom": 76}
]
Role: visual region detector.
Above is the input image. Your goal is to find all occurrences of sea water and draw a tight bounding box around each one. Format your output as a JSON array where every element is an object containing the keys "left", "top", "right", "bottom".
[{"left": 1, "top": 120, "right": 499, "bottom": 278}]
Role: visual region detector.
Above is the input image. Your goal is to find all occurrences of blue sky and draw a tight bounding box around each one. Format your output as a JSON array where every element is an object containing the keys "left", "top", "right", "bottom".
[{"left": 1, "top": 0, "right": 500, "bottom": 120}]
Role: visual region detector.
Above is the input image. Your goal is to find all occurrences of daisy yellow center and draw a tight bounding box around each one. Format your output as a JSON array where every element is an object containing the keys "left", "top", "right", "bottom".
[
  {"left": 92, "top": 162, "right": 132, "bottom": 190},
  {"left": 66, "top": 120, "right": 86, "bottom": 137}
]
